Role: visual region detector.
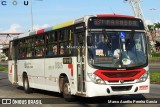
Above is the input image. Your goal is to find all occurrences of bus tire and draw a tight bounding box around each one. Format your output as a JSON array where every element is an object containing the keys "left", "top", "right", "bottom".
[
  {"left": 23, "top": 76, "right": 31, "bottom": 94},
  {"left": 63, "top": 77, "right": 74, "bottom": 102}
]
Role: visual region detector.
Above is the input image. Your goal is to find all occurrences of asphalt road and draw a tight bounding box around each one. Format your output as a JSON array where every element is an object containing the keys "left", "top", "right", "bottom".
[{"left": 0, "top": 72, "right": 160, "bottom": 107}]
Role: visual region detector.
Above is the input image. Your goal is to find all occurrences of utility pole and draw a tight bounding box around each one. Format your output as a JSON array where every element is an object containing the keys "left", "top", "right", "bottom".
[
  {"left": 30, "top": 1, "right": 34, "bottom": 31},
  {"left": 124, "top": 0, "right": 148, "bottom": 30},
  {"left": 29, "top": 0, "right": 44, "bottom": 31}
]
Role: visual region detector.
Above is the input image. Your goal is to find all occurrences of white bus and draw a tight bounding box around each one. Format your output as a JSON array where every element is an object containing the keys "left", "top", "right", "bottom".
[{"left": 8, "top": 14, "right": 150, "bottom": 101}]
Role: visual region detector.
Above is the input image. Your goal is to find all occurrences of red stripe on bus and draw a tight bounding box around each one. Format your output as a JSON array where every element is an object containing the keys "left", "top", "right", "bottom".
[
  {"left": 94, "top": 68, "right": 146, "bottom": 81},
  {"left": 68, "top": 64, "right": 73, "bottom": 76},
  {"left": 96, "top": 14, "right": 135, "bottom": 18},
  {"left": 37, "top": 29, "right": 44, "bottom": 34},
  {"left": 10, "top": 66, "right": 12, "bottom": 74}
]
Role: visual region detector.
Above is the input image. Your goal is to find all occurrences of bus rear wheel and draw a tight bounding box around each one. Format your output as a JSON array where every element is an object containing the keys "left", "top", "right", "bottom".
[
  {"left": 23, "top": 76, "right": 31, "bottom": 93},
  {"left": 63, "top": 77, "right": 74, "bottom": 102}
]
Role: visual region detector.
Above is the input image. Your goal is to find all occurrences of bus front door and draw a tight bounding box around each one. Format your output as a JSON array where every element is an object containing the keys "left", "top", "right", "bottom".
[{"left": 76, "top": 32, "right": 86, "bottom": 93}]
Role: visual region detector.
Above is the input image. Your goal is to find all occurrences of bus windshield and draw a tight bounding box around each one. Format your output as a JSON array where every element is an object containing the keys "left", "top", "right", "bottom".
[{"left": 88, "top": 31, "right": 147, "bottom": 69}]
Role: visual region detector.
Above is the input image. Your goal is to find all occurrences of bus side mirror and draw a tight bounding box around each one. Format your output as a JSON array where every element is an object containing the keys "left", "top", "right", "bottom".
[{"left": 87, "top": 36, "right": 92, "bottom": 46}]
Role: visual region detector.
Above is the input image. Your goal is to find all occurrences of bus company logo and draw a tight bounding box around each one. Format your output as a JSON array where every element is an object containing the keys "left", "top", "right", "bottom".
[
  {"left": 1, "top": 0, "right": 29, "bottom": 6},
  {"left": 120, "top": 79, "right": 124, "bottom": 84},
  {"left": 2, "top": 99, "right": 11, "bottom": 104},
  {"left": 24, "top": 62, "right": 33, "bottom": 68}
]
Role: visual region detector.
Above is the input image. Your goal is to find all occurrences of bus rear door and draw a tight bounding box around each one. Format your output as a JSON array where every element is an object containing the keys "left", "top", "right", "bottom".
[{"left": 9, "top": 41, "right": 18, "bottom": 84}]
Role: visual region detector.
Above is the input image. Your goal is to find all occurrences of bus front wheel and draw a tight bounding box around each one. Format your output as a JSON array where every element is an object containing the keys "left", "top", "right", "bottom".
[
  {"left": 63, "top": 77, "right": 74, "bottom": 101},
  {"left": 23, "top": 76, "right": 31, "bottom": 93}
]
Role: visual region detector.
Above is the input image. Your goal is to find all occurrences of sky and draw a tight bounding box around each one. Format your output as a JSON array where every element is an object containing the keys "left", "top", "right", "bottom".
[{"left": 0, "top": 0, "right": 160, "bottom": 33}]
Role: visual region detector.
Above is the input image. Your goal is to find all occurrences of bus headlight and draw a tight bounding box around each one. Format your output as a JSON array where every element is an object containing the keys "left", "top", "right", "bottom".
[
  {"left": 137, "top": 71, "right": 149, "bottom": 83},
  {"left": 87, "top": 73, "right": 106, "bottom": 85}
]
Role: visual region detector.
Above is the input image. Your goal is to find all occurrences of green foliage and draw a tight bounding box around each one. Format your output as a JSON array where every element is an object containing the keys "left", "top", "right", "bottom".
[
  {"left": 151, "top": 51, "right": 160, "bottom": 57},
  {"left": 147, "top": 22, "right": 160, "bottom": 31},
  {"left": 149, "top": 57, "right": 160, "bottom": 60},
  {"left": 0, "top": 66, "right": 8, "bottom": 72},
  {"left": 150, "top": 71, "right": 160, "bottom": 83},
  {"left": 147, "top": 25, "right": 154, "bottom": 30},
  {"left": 154, "top": 22, "right": 160, "bottom": 29}
]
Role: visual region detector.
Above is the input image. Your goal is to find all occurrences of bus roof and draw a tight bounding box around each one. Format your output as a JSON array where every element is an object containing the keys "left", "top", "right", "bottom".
[
  {"left": 30, "top": 20, "right": 74, "bottom": 35},
  {"left": 96, "top": 14, "right": 135, "bottom": 18},
  {"left": 16, "top": 14, "right": 138, "bottom": 40}
]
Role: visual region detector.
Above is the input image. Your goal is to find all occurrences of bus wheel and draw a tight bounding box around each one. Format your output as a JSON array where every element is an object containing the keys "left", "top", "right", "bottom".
[
  {"left": 63, "top": 77, "right": 74, "bottom": 102},
  {"left": 23, "top": 76, "right": 31, "bottom": 93}
]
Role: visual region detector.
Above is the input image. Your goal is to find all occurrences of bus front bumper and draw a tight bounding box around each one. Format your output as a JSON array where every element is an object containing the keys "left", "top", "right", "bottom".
[{"left": 85, "top": 79, "right": 150, "bottom": 97}]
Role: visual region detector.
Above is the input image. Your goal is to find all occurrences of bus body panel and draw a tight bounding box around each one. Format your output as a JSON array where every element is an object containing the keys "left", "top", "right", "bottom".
[{"left": 9, "top": 57, "right": 78, "bottom": 95}]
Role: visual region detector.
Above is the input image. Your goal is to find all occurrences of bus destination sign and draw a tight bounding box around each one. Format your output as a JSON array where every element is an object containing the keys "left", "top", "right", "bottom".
[
  {"left": 88, "top": 17, "right": 145, "bottom": 30},
  {"left": 94, "top": 19, "right": 139, "bottom": 27}
]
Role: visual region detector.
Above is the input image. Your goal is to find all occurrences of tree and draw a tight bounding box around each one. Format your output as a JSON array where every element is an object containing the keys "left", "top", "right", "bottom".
[
  {"left": 154, "top": 22, "right": 160, "bottom": 30},
  {"left": 147, "top": 25, "right": 154, "bottom": 31}
]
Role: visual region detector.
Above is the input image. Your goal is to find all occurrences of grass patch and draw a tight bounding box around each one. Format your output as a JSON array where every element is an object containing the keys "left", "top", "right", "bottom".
[
  {"left": 0, "top": 66, "right": 8, "bottom": 72},
  {"left": 150, "top": 71, "right": 160, "bottom": 84},
  {"left": 149, "top": 57, "right": 160, "bottom": 60}
]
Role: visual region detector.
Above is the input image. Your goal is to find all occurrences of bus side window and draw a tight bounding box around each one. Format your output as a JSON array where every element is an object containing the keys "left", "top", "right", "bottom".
[
  {"left": 60, "top": 43, "right": 65, "bottom": 55},
  {"left": 35, "top": 35, "right": 44, "bottom": 46},
  {"left": 59, "top": 29, "right": 73, "bottom": 56},
  {"left": 59, "top": 30, "right": 64, "bottom": 41},
  {"left": 19, "top": 40, "right": 24, "bottom": 47},
  {"left": 26, "top": 47, "right": 34, "bottom": 58},
  {"left": 46, "top": 31, "right": 58, "bottom": 56},
  {"left": 45, "top": 33, "right": 49, "bottom": 44},
  {"left": 26, "top": 37, "right": 34, "bottom": 58},
  {"left": 35, "top": 46, "right": 45, "bottom": 57},
  {"left": 48, "top": 32, "right": 57, "bottom": 43},
  {"left": 18, "top": 39, "right": 27, "bottom": 59},
  {"left": 46, "top": 44, "right": 57, "bottom": 56},
  {"left": 21, "top": 48, "right": 26, "bottom": 58},
  {"left": 64, "top": 29, "right": 69, "bottom": 41},
  {"left": 34, "top": 35, "right": 45, "bottom": 57}
]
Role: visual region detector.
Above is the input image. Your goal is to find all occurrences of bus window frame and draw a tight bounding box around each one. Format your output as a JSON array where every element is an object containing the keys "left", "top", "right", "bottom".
[{"left": 9, "top": 25, "right": 77, "bottom": 60}]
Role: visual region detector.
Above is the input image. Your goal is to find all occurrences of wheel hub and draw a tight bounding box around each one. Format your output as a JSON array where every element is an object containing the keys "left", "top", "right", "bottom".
[{"left": 64, "top": 83, "right": 71, "bottom": 95}]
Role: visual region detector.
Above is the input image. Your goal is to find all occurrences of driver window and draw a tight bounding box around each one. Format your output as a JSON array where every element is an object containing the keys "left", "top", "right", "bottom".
[
  {"left": 95, "top": 33, "right": 112, "bottom": 57},
  {"left": 135, "top": 39, "right": 142, "bottom": 51}
]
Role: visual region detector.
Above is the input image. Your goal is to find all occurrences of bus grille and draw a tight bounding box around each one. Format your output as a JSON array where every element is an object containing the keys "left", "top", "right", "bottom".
[
  {"left": 94, "top": 69, "right": 146, "bottom": 81},
  {"left": 108, "top": 80, "right": 134, "bottom": 83},
  {"left": 102, "top": 71, "right": 140, "bottom": 78},
  {"left": 111, "top": 86, "right": 132, "bottom": 91}
]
